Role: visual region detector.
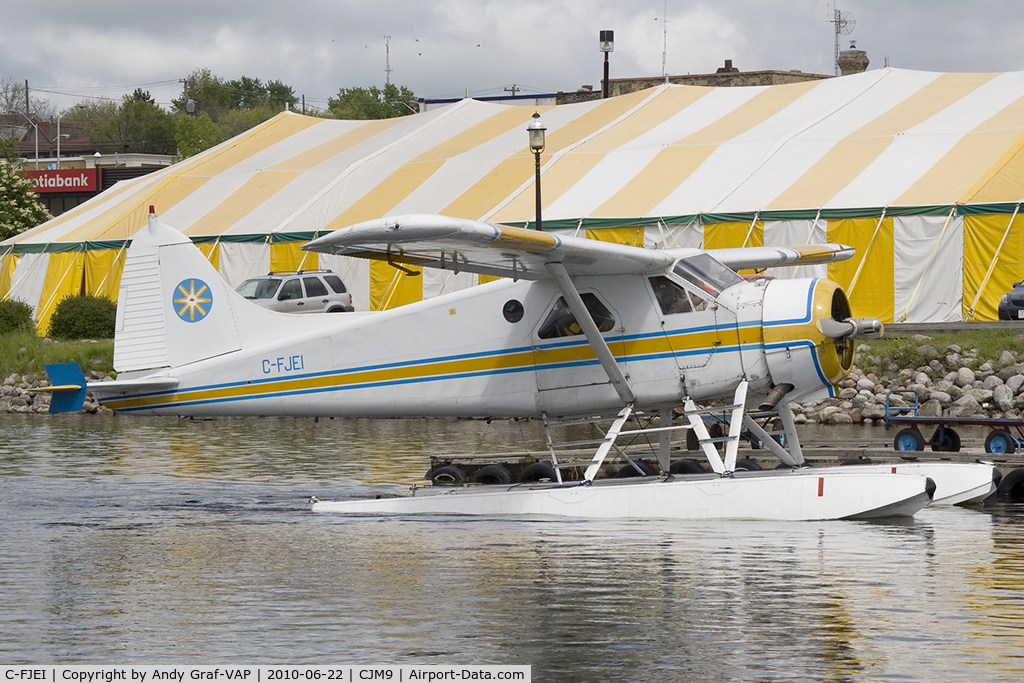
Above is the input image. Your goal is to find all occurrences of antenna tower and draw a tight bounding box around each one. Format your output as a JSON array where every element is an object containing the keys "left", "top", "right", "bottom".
[
  {"left": 662, "top": 0, "right": 668, "bottom": 81},
  {"left": 384, "top": 35, "right": 392, "bottom": 86},
  {"left": 829, "top": 3, "right": 856, "bottom": 75}
]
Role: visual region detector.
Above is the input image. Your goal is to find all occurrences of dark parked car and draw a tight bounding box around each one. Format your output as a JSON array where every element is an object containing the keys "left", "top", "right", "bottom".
[{"left": 999, "top": 281, "right": 1024, "bottom": 320}]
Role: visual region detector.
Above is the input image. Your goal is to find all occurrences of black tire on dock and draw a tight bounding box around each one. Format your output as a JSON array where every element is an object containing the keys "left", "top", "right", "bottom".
[
  {"left": 985, "top": 429, "right": 1016, "bottom": 455},
  {"left": 894, "top": 428, "right": 925, "bottom": 451},
  {"left": 997, "top": 467, "right": 1024, "bottom": 502},
  {"left": 471, "top": 464, "right": 513, "bottom": 485},
  {"left": 430, "top": 464, "right": 465, "bottom": 486},
  {"left": 734, "top": 458, "right": 763, "bottom": 471},
  {"left": 930, "top": 426, "right": 961, "bottom": 452},
  {"left": 669, "top": 458, "right": 706, "bottom": 474},
  {"left": 518, "top": 461, "right": 557, "bottom": 483},
  {"left": 686, "top": 428, "right": 700, "bottom": 451},
  {"left": 615, "top": 460, "right": 659, "bottom": 478}
]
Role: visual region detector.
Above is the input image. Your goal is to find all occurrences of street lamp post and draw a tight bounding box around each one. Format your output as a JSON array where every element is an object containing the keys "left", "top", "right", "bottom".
[
  {"left": 600, "top": 30, "right": 615, "bottom": 98},
  {"left": 527, "top": 112, "right": 546, "bottom": 231},
  {"left": 55, "top": 104, "right": 85, "bottom": 168}
]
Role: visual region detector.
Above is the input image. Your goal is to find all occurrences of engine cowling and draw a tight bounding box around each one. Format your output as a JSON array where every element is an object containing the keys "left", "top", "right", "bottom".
[{"left": 761, "top": 278, "right": 881, "bottom": 404}]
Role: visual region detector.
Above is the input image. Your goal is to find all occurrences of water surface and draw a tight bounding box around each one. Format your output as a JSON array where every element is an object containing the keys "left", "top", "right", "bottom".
[{"left": 2, "top": 414, "right": 1023, "bottom": 682}]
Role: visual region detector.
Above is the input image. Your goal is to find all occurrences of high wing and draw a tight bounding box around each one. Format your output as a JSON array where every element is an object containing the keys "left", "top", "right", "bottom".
[
  {"left": 302, "top": 214, "right": 854, "bottom": 278},
  {"left": 708, "top": 244, "right": 855, "bottom": 270},
  {"left": 303, "top": 214, "right": 676, "bottom": 279}
]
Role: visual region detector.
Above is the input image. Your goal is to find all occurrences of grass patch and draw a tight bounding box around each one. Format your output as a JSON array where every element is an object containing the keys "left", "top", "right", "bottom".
[
  {"left": 858, "top": 330, "right": 1024, "bottom": 373},
  {"left": 0, "top": 331, "right": 114, "bottom": 382}
]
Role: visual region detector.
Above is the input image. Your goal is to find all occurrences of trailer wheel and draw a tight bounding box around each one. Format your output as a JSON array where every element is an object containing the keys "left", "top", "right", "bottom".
[
  {"left": 930, "top": 426, "right": 961, "bottom": 452},
  {"left": 686, "top": 421, "right": 723, "bottom": 450},
  {"left": 669, "top": 458, "right": 705, "bottom": 474},
  {"left": 430, "top": 464, "right": 465, "bottom": 486},
  {"left": 734, "top": 458, "right": 763, "bottom": 471},
  {"left": 615, "top": 460, "right": 659, "bottom": 478},
  {"left": 985, "top": 430, "right": 1015, "bottom": 455},
  {"left": 518, "top": 461, "right": 557, "bottom": 483},
  {"left": 894, "top": 428, "right": 925, "bottom": 451},
  {"left": 472, "top": 464, "right": 513, "bottom": 485}
]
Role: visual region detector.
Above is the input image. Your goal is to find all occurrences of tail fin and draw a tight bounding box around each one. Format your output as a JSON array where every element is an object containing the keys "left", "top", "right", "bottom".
[{"left": 114, "top": 207, "right": 241, "bottom": 372}]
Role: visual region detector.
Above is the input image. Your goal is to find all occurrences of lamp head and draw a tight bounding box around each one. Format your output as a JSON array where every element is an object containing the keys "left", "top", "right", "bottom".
[{"left": 527, "top": 112, "right": 546, "bottom": 153}]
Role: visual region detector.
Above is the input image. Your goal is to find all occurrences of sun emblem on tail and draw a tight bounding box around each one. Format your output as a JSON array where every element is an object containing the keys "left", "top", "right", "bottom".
[{"left": 173, "top": 279, "right": 213, "bottom": 322}]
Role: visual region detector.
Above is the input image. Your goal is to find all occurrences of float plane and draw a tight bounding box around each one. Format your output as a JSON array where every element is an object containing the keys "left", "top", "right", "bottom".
[{"left": 44, "top": 209, "right": 999, "bottom": 519}]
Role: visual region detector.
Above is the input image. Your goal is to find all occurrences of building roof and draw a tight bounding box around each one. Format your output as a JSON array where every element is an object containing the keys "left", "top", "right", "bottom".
[{"left": 7, "top": 67, "right": 1024, "bottom": 252}]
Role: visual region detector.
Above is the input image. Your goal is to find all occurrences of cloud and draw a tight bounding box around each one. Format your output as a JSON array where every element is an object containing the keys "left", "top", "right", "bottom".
[{"left": 6, "top": 0, "right": 1024, "bottom": 111}]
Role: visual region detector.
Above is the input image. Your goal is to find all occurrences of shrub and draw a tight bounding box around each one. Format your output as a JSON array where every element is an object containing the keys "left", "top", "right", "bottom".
[
  {"left": 0, "top": 298, "right": 35, "bottom": 335},
  {"left": 48, "top": 295, "right": 117, "bottom": 339}
]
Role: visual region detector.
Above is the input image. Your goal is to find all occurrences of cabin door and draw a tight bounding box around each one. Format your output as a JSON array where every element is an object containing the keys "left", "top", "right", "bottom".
[{"left": 532, "top": 290, "right": 626, "bottom": 397}]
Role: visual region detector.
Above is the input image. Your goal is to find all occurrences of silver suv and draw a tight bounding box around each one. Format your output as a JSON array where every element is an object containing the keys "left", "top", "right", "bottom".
[{"left": 235, "top": 270, "right": 355, "bottom": 314}]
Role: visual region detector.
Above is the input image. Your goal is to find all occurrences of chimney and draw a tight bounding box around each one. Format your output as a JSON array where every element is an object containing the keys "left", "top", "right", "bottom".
[{"left": 716, "top": 59, "right": 739, "bottom": 74}]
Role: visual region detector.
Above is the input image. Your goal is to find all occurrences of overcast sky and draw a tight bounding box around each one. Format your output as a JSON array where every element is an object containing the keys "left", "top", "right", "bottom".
[{"left": 6, "top": 0, "right": 1024, "bottom": 112}]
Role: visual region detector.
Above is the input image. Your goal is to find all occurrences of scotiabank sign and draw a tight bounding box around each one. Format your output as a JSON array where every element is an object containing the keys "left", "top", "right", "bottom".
[{"left": 27, "top": 168, "right": 99, "bottom": 193}]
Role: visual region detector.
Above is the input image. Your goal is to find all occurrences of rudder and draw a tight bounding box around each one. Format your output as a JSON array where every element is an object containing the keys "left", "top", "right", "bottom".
[{"left": 114, "top": 208, "right": 241, "bottom": 373}]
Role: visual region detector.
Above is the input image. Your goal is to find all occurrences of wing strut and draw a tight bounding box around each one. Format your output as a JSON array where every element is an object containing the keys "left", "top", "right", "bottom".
[{"left": 545, "top": 262, "right": 635, "bottom": 405}]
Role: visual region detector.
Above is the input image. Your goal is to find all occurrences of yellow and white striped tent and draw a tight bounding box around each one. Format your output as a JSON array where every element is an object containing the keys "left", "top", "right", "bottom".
[{"left": 6, "top": 66, "right": 1024, "bottom": 334}]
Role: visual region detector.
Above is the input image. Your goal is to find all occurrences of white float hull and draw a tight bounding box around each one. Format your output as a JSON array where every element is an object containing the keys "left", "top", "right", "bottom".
[
  {"left": 311, "top": 470, "right": 933, "bottom": 521},
  {"left": 824, "top": 462, "right": 998, "bottom": 506}
]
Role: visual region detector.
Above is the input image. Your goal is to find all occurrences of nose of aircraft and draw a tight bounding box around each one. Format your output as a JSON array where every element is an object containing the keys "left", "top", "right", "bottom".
[{"left": 761, "top": 278, "right": 883, "bottom": 404}]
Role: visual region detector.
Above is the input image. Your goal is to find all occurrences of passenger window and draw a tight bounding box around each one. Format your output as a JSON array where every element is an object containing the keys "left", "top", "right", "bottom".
[
  {"left": 278, "top": 279, "right": 302, "bottom": 301},
  {"left": 303, "top": 276, "right": 328, "bottom": 297},
  {"left": 538, "top": 293, "right": 615, "bottom": 339},
  {"left": 323, "top": 274, "right": 347, "bottom": 293},
  {"left": 649, "top": 276, "right": 705, "bottom": 315}
]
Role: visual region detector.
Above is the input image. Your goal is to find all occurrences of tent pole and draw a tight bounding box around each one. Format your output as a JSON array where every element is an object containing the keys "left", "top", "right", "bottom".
[
  {"left": 901, "top": 206, "right": 957, "bottom": 322},
  {"left": 847, "top": 207, "right": 887, "bottom": 297},
  {"left": 966, "top": 201, "right": 1021, "bottom": 320},
  {"left": 790, "top": 208, "right": 822, "bottom": 279},
  {"left": 741, "top": 211, "right": 760, "bottom": 248}
]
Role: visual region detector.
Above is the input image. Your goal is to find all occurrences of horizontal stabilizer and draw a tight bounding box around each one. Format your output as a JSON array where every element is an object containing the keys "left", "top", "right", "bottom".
[
  {"left": 87, "top": 377, "right": 181, "bottom": 398},
  {"left": 43, "top": 363, "right": 180, "bottom": 413}
]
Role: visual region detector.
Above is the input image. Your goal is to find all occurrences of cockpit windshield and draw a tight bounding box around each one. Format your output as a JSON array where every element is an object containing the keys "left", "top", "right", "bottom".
[{"left": 672, "top": 254, "right": 744, "bottom": 298}]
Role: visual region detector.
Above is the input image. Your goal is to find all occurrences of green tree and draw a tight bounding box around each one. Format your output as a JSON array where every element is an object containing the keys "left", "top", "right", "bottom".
[
  {"left": 62, "top": 93, "right": 175, "bottom": 155},
  {"left": 104, "top": 90, "right": 176, "bottom": 154},
  {"left": 217, "top": 108, "right": 276, "bottom": 139},
  {"left": 0, "top": 161, "right": 52, "bottom": 240},
  {"left": 0, "top": 134, "right": 18, "bottom": 161},
  {"left": 327, "top": 84, "right": 417, "bottom": 119},
  {"left": 174, "top": 112, "right": 223, "bottom": 159},
  {"left": 172, "top": 68, "right": 234, "bottom": 122},
  {"left": 266, "top": 79, "right": 299, "bottom": 110}
]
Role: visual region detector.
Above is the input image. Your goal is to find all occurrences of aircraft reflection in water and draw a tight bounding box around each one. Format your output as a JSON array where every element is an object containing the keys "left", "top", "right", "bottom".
[{"left": 46, "top": 211, "right": 998, "bottom": 520}]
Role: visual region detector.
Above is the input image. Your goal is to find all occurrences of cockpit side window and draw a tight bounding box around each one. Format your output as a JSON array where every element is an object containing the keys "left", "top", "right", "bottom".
[
  {"left": 649, "top": 276, "right": 705, "bottom": 314},
  {"left": 538, "top": 293, "right": 615, "bottom": 339},
  {"left": 672, "top": 254, "right": 744, "bottom": 298}
]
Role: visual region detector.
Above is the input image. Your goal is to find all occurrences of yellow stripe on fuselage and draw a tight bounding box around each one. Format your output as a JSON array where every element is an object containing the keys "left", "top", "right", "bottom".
[{"left": 103, "top": 321, "right": 817, "bottom": 411}]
